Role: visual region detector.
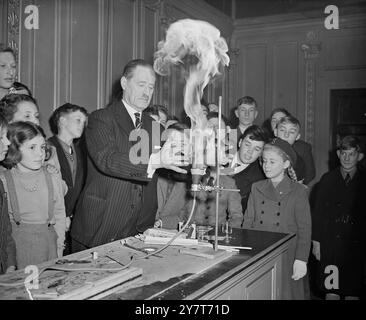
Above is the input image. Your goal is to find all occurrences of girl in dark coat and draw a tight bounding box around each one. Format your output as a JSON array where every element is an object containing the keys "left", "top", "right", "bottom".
[
  {"left": 312, "top": 136, "right": 366, "bottom": 299},
  {"left": 243, "top": 138, "right": 312, "bottom": 299}
]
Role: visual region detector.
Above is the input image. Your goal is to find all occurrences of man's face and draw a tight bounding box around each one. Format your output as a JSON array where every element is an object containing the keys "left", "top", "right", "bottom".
[
  {"left": 337, "top": 148, "right": 363, "bottom": 172},
  {"left": 121, "top": 65, "right": 156, "bottom": 112},
  {"left": 235, "top": 104, "right": 258, "bottom": 126},
  {"left": 239, "top": 136, "right": 264, "bottom": 164},
  {"left": 276, "top": 123, "right": 300, "bottom": 145}
]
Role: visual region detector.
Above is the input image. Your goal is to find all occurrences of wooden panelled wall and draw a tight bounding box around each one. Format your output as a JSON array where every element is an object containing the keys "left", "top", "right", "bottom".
[
  {"left": 1, "top": 0, "right": 232, "bottom": 136},
  {"left": 3, "top": 1, "right": 366, "bottom": 182},
  {"left": 231, "top": 12, "right": 366, "bottom": 183}
]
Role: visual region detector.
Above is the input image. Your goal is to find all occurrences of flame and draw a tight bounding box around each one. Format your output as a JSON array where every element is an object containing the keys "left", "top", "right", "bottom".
[
  {"left": 154, "top": 19, "right": 230, "bottom": 169},
  {"left": 154, "top": 19, "right": 229, "bottom": 130}
]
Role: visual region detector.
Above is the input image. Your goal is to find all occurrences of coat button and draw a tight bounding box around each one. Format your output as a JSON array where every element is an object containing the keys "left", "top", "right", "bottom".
[
  {"left": 262, "top": 201, "right": 265, "bottom": 204},
  {"left": 277, "top": 212, "right": 280, "bottom": 216},
  {"left": 276, "top": 222, "right": 280, "bottom": 226},
  {"left": 260, "top": 220, "right": 263, "bottom": 224},
  {"left": 278, "top": 202, "right": 281, "bottom": 206},
  {"left": 261, "top": 211, "right": 264, "bottom": 214}
]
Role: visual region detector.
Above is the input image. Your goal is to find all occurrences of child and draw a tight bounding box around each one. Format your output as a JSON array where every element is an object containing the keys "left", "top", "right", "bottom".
[
  {"left": 234, "top": 96, "right": 258, "bottom": 139},
  {"left": 0, "top": 93, "right": 63, "bottom": 175},
  {"left": 231, "top": 125, "right": 267, "bottom": 212},
  {"left": 312, "top": 136, "right": 366, "bottom": 299},
  {"left": 181, "top": 166, "right": 243, "bottom": 229},
  {"left": 0, "top": 121, "right": 66, "bottom": 269},
  {"left": 275, "top": 115, "right": 315, "bottom": 185},
  {"left": 263, "top": 107, "right": 291, "bottom": 139},
  {"left": 243, "top": 138, "right": 312, "bottom": 299},
  {"left": 145, "top": 104, "right": 169, "bottom": 128},
  {"left": 0, "top": 114, "right": 16, "bottom": 274},
  {"left": 48, "top": 103, "right": 88, "bottom": 254},
  {"left": 0, "top": 44, "right": 17, "bottom": 100},
  {"left": 155, "top": 123, "right": 191, "bottom": 229},
  {"left": 0, "top": 93, "right": 39, "bottom": 125}
]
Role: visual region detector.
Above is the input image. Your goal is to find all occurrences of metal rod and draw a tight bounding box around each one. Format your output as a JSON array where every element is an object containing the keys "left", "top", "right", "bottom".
[{"left": 214, "top": 96, "right": 222, "bottom": 251}]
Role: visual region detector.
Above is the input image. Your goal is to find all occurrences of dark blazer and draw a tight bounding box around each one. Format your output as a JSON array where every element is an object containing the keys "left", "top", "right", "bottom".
[
  {"left": 70, "top": 101, "right": 159, "bottom": 248},
  {"left": 293, "top": 139, "right": 315, "bottom": 185},
  {"left": 48, "top": 136, "right": 87, "bottom": 218},
  {"left": 0, "top": 180, "right": 16, "bottom": 274},
  {"left": 312, "top": 168, "right": 366, "bottom": 295},
  {"left": 233, "top": 160, "right": 265, "bottom": 213}
]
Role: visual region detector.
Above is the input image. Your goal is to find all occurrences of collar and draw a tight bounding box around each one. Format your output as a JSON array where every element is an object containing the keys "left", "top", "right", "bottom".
[
  {"left": 340, "top": 166, "right": 357, "bottom": 180},
  {"left": 256, "top": 175, "right": 293, "bottom": 201},
  {"left": 122, "top": 99, "right": 141, "bottom": 125},
  {"left": 238, "top": 124, "right": 250, "bottom": 136},
  {"left": 57, "top": 137, "right": 74, "bottom": 154},
  {"left": 230, "top": 152, "right": 250, "bottom": 174}
]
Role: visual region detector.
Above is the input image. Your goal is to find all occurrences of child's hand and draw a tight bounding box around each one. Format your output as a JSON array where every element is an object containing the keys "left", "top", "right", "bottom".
[
  {"left": 292, "top": 259, "right": 307, "bottom": 280},
  {"left": 312, "top": 240, "right": 321, "bottom": 261},
  {"left": 5, "top": 265, "right": 16, "bottom": 273},
  {"left": 46, "top": 164, "right": 60, "bottom": 174}
]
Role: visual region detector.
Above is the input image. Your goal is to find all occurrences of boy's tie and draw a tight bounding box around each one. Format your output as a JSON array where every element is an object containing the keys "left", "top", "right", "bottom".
[
  {"left": 344, "top": 173, "right": 351, "bottom": 185},
  {"left": 134, "top": 112, "right": 141, "bottom": 129}
]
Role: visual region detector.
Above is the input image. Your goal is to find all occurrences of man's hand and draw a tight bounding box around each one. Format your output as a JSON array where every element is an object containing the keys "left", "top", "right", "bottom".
[
  {"left": 292, "top": 259, "right": 307, "bottom": 280},
  {"left": 149, "top": 138, "right": 190, "bottom": 176},
  {"left": 312, "top": 240, "right": 321, "bottom": 261}
]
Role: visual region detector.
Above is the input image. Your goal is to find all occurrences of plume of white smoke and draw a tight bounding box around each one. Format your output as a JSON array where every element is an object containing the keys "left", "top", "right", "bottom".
[
  {"left": 154, "top": 19, "right": 229, "bottom": 132},
  {"left": 154, "top": 19, "right": 229, "bottom": 170}
]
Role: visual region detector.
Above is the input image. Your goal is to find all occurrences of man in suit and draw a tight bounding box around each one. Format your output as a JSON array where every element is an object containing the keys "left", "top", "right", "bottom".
[
  {"left": 48, "top": 103, "right": 88, "bottom": 254},
  {"left": 70, "top": 59, "right": 187, "bottom": 252}
]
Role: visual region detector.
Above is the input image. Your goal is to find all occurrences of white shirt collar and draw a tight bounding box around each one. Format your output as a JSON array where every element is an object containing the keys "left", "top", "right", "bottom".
[
  {"left": 122, "top": 99, "right": 141, "bottom": 127},
  {"left": 230, "top": 152, "right": 249, "bottom": 174}
]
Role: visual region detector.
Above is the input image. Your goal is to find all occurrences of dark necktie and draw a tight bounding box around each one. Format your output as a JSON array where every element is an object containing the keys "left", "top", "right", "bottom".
[
  {"left": 345, "top": 173, "right": 351, "bottom": 186},
  {"left": 134, "top": 112, "right": 141, "bottom": 129},
  {"left": 65, "top": 146, "right": 74, "bottom": 162}
]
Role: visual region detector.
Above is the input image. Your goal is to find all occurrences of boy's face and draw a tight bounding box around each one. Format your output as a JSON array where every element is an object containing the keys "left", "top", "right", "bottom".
[
  {"left": 61, "top": 110, "right": 87, "bottom": 139},
  {"left": 239, "top": 136, "right": 264, "bottom": 164},
  {"left": 276, "top": 123, "right": 300, "bottom": 145},
  {"left": 337, "top": 148, "right": 363, "bottom": 172},
  {"left": 235, "top": 103, "right": 258, "bottom": 126}
]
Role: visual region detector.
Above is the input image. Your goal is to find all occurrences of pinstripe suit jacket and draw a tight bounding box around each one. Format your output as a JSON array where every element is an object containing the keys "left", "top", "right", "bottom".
[{"left": 70, "top": 100, "right": 159, "bottom": 248}]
